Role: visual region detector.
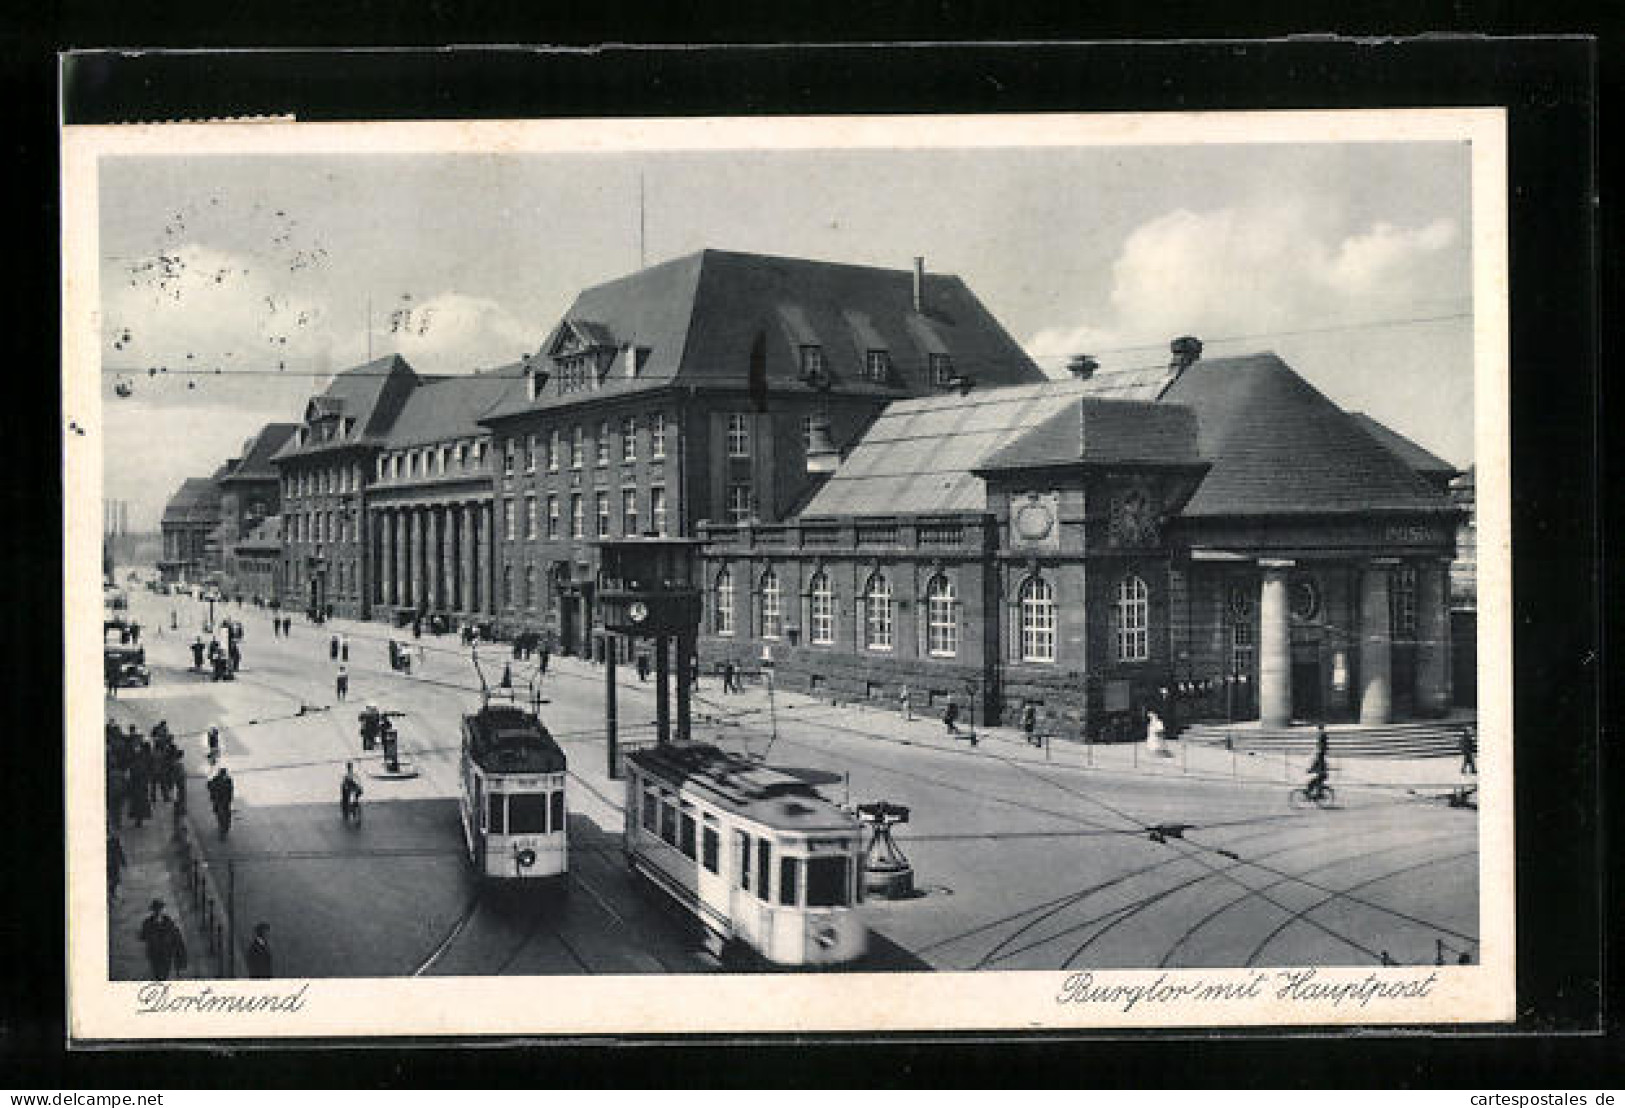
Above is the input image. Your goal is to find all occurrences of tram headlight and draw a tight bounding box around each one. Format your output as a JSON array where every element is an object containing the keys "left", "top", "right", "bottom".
[
  {"left": 516, "top": 848, "right": 537, "bottom": 869},
  {"left": 814, "top": 925, "right": 838, "bottom": 950}
]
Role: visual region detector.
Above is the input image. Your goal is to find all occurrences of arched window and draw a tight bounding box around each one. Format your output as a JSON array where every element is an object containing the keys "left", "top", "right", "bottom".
[
  {"left": 759, "top": 569, "right": 782, "bottom": 639},
  {"left": 926, "top": 574, "right": 958, "bottom": 657},
  {"left": 808, "top": 571, "right": 834, "bottom": 645},
  {"left": 1020, "top": 576, "right": 1056, "bottom": 663},
  {"left": 714, "top": 569, "right": 735, "bottom": 635},
  {"left": 1115, "top": 575, "right": 1149, "bottom": 662},
  {"left": 864, "top": 572, "right": 893, "bottom": 651}
]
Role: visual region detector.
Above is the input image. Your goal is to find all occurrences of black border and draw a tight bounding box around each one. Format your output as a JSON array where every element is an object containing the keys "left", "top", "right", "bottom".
[{"left": 11, "top": 35, "right": 1614, "bottom": 1086}]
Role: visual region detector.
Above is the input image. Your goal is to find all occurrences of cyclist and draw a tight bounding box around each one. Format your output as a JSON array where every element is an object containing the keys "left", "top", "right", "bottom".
[
  {"left": 340, "top": 762, "right": 364, "bottom": 825},
  {"left": 1305, "top": 726, "right": 1331, "bottom": 801}
]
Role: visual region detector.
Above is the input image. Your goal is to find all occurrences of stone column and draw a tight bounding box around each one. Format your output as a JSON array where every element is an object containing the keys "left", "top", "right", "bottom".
[
  {"left": 1258, "top": 560, "right": 1293, "bottom": 728},
  {"left": 460, "top": 503, "right": 477, "bottom": 615},
  {"left": 1414, "top": 558, "right": 1452, "bottom": 717},
  {"left": 407, "top": 508, "right": 422, "bottom": 610},
  {"left": 476, "top": 501, "right": 492, "bottom": 616},
  {"left": 390, "top": 510, "right": 405, "bottom": 608},
  {"left": 427, "top": 506, "right": 442, "bottom": 611},
  {"left": 441, "top": 505, "right": 457, "bottom": 613},
  {"left": 1359, "top": 561, "right": 1395, "bottom": 725}
]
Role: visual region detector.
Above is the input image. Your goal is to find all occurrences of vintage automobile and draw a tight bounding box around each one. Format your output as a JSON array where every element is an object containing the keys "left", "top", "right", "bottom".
[{"left": 103, "top": 644, "right": 150, "bottom": 688}]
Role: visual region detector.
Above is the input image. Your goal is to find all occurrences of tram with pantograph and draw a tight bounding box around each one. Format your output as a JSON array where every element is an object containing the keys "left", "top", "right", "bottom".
[
  {"left": 459, "top": 651, "right": 568, "bottom": 883},
  {"left": 623, "top": 743, "right": 867, "bottom": 967}
]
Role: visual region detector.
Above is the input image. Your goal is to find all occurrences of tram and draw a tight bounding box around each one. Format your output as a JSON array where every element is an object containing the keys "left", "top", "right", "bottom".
[
  {"left": 458, "top": 701, "right": 569, "bottom": 883},
  {"left": 623, "top": 743, "right": 867, "bottom": 967}
]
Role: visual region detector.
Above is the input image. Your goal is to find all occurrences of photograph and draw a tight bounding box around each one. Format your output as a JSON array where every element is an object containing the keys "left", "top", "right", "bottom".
[{"left": 62, "top": 110, "right": 1512, "bottom": 1038}]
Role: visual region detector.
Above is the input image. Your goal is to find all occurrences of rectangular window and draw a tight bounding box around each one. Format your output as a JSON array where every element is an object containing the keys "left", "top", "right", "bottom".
[
  {"left": 547, "top": 429, "right": 560, "bottom": 471},
  {"left": 865, "top": 350, "right": 891, "bottom": 381},
  {"left": 680, "top": 811, "right": 697, "bottom": 859},
  {"left": 525, "top": 496, "right": 538, "bottom": 540},
  {"left": 504, "top": 440, "right": 515, "bottom": 475},
  {"left": 641, "top": 786, "right": 657, "bottom": 832},
  {"left": 650, "top": 487, "right": 668, "bottom": 536},
  {"left": 659, "top": 795, "right": 677, "bottom": 846},
  {"left": 570, "top": 426, "right": 583, "bottom": 469},
  {"left": 1232, "top": 619, "right": 1255, "bottom": 677},
  {"left": 726, "top": 413, "right": 751, "bottom": 458},
  {"left": 806, "top": 855, "right": 851, "bottom": 907},
  {"left": 621, "top": 488, "right": 638, "bottom": 536},
  {"left": 621, "top": 416, "right": 637, "bottom": 463},
  {"left": 550, "top": 789, "right": 564, "bottom": 834},
  {"left": 595, "top": 492, "right": 610, "bottom": 538},
  {"left": 524, "top": 435, "right": 536, "bottom": 472},
  {"left": 1391, "top": 566, "right": 1418, "bottom": 639},
  {"left": 930, "top": 353, "right": 954, "bottom": 386},
  {"left": 486, "top": 794, "right": 505, "bottom": 835},
  {"left": 778, "top": 856, "right": 800, "bottom": 907},
  {"left": 570, "top": 495, "right": 584, "bottom": 539},
  {"left": 596, "top": 421, "right": 611, "bottom": 467},
  {"left": 726, "top": 483, "right": 751, "bottom": 526},
  {"left": 799, "top": 345, "right": 824, "bottom": 378},
  {"left": 701, "top": 819, "right": 720, "bottom": 874},
  {"left": 547, "top": 495, "right": 560, "bottom": 540},
  {"left": 735, "top": 831, "right": 751, "bottom": 891},
  {"left": 504, "top": 498, "right": 516, "bottom": 541},
  {"left": 756, "top": 838, "right": 772, "bottom": 903},
  {"left": 650, "top": 412, "right": 666, "bottom": 458},
  {"left": 507, "top": 793, "right": 547, "bottom": 834}
]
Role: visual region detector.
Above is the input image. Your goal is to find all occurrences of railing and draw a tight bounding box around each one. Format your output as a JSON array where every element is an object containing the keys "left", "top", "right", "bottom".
[
  {"left": 856, "top": 524, "right": 899, "bottom": 546},
  {"left": 916, "top": 522, "right": 965, "bottom": 546},
  {"left": 175, "top": 822, "right": 235, "bottom": 978}
]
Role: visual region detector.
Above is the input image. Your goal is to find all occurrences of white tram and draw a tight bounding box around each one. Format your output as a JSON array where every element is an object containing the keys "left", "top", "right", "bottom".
[
  {"left": 458, "top": 703, "right": 569, "bottom": 883},
  {"left": 624, "top": 744, "right": 867, "bottom": 967}
]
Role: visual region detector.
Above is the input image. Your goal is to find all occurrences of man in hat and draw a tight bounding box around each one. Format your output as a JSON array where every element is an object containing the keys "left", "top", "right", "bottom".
[{"left": 138, "top": 899, "right": 186, "bottom": 981}]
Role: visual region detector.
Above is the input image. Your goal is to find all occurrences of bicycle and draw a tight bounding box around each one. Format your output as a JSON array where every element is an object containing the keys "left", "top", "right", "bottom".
[{"left": 1288, "top": 783, "right": 1337, "bottom": 809}]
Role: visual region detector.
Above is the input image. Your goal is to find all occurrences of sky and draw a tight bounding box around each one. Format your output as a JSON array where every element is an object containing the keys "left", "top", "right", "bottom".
[{"left": 99, "top": 141, "right": 1475, "bottom": 530}]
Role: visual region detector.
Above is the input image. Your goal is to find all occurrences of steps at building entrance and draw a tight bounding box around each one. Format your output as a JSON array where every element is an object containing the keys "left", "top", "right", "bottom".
[{"left": 1179, "top": 719, "right": 1472, "bottom": 759}]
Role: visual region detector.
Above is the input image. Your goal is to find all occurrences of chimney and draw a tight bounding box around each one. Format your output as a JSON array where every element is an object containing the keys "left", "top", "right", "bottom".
[
  {"left": 912, "top": 256, "right": 925, "bottom": 313},
  {"left": 1066, "top": 354, "right": 1099, "bottom": 380},
  {"left": 1169, "top": 336, "right": 1203, "bottom": 375}
]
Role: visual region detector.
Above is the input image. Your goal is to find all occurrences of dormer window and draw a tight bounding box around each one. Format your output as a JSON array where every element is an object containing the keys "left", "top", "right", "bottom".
[
  {"left": 865, "top": 350, "right": 892, "bottom": 382},
  {"left": 930, "top": 353, "right": 954, "bottom": 386},
  {"left": 799, "top": 345, "right": 825, "bottom": 378}
]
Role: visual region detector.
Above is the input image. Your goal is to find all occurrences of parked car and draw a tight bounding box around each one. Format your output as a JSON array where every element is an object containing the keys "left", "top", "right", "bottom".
[{"left": 103, "top": 644, "right": 150, "bottom": 688}]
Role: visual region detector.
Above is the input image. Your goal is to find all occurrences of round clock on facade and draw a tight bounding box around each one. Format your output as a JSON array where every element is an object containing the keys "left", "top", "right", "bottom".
[
  {"left": 1289, "top": 577, "right": 1320, "bottom": 622},
  {"left": 1013, "top": 499, "right": 1056, "bottom": 541},
  {"left": 628, "top": 601, "right": 649, "bottom": 624}
]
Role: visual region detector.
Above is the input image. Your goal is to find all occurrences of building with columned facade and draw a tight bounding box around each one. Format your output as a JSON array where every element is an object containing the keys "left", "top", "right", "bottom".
[
  {"left": 696, "top": 344, "right": 1462, "bottom": 736},
  {"left": 478, "top": 249, "right": 1047, "bottom": 657}
]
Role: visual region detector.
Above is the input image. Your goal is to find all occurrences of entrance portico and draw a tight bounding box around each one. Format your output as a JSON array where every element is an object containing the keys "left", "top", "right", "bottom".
[{"left": 369, "top": 498, "right": 497, "bottom": 623}]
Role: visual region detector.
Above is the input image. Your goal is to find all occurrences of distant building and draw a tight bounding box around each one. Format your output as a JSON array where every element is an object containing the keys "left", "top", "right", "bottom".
[
  {"left": 216, "top": 422, "right": 298, "bottom": 598},
  {"left": 478, "top": 249, "right": 1046, "bottom": 657},
  {"left": 157, "top": 472, "right": 225, "bottom": 584},
  {"left": 698, "top": 346, "right": 1464, "bottom": 733},
  {"left": 232, "top": 515, "right": 286, "bottom": 605}
]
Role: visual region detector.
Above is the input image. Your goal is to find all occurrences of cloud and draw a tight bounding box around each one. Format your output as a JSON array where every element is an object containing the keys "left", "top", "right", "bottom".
[
  {"left": 1025, "top": 205, "right": 1467, "bottom": 372},
  {"left": 379, "top": 292, "right": 538, "bottom": 375}
]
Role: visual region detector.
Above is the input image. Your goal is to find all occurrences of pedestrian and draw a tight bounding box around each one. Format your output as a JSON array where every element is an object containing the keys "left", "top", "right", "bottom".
[
  {"left": 723, "top": 661, "right": 738, "bottom": 694},
  {"left": 335, "top": 663, "right": 349, "bottom": 701},
  {"left": 190, "top": 637, "right": 205, "bottom": 669},
  {"left": 538, "top": 646, "right": 550, "bottom": 676},
  {"left": 207, "top": 768, "right": 234, "bottom": 837},
  {"left": 245, "top": 922, "right": 273, "bottom": 979},
  {"left": 340, "top": 762, "right": 363, "bottom": 824},
  {"left": 358, "top": 704, "right": 381, "bottom": 752},
  {"left": 170, "top": 609, "right": 178, "bottom": 630},
  {"left": 1022, "top": 703, "right": 1039, "bottom": 746},
  {"left": 127, "top": 750, "right": 153, "bottom": 828},
  {"left": 170, "top": 752, "right": 188, "bottom": 819},
  {"left": 636, "top": 653, "right": 650, "bottom": 682},
  {"left": 106, "top": 831, "right": 126, "bottom": 902},
  {"left": 129, "top": 621, "right": 141, "bottom": 645},
  {"left": 1459, "top": 727, "right": 1477, "bottom": 775},
  {"left": 340, "top": 634, "right": 349, "bottom": 662},
  {"left": 899, "top": 685, "right": 912, "bottom": 721},
  {"left": 330, "top": 633, "right": 339, "bottom": 661},
  {"left": 206, "top": 725, "right": 221, "bottom": 765},
  {"left": 942, "top": 697, "right": 961, "bottom": 736},
  {"left": 1145, "top": 709, "right": 1171, "bottom": 757},
  {"left": 412, "top": 617, "right": 422, "bottom": 640},
  {"left": 137, "top": 899, "right": 187, "bottom": 981},
  {"left": 228, "top": 638, "right": 242, "bottom": 674}
]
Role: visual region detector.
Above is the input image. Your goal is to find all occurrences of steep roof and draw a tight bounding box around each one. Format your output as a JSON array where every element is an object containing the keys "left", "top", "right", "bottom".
[
  {"left": 978, "top": 398, "right": 1203, "bottom": 472},
  {"left": 483, "top": 249, "right": 1044, "bottom": 422},
  {"left": 1347, "top": 412, "right": 1458, "bottom": 479},
  {"left": 383, "top": 367, "right": 525, "bottom": 448},
  {"left": 220, "top": 423, "right": 298, "bottom": 483},
  {"left": 1157, "top": 353, "right": 1456, "bottom": 516},
  {"left": 273, "top": 354, "right": 418, "bottom": 460},
  {"left": 802, "top": 378, "right": 1122, "bottom": 516},
  {"left": 161, "top": 477, "right": 222, "bottom": 525}
]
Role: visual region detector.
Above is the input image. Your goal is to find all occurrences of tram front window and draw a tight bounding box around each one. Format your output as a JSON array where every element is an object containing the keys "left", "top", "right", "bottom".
[
  {"left": 486, "top": 794, "right": 505, "bottom": 835},
  {"left": 508, "top": 794, "right": 548, "bottom": 834},
  {"left": 806, "top": 856, "right": 850, "bottom": 908},
  {"left": 778, "top": 857, "right": 800, "bottom": 907}
]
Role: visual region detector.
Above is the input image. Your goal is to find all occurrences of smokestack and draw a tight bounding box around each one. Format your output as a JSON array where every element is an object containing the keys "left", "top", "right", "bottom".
[
  {"left": 1067, "top": 354, "right": 1099, "bottom": 380},
  {"left": 912, "top": 256, "right": 925, "bottom": 314},
  {"left": 1169, "top": 336, "right": 1203, "bottom": 375}
]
